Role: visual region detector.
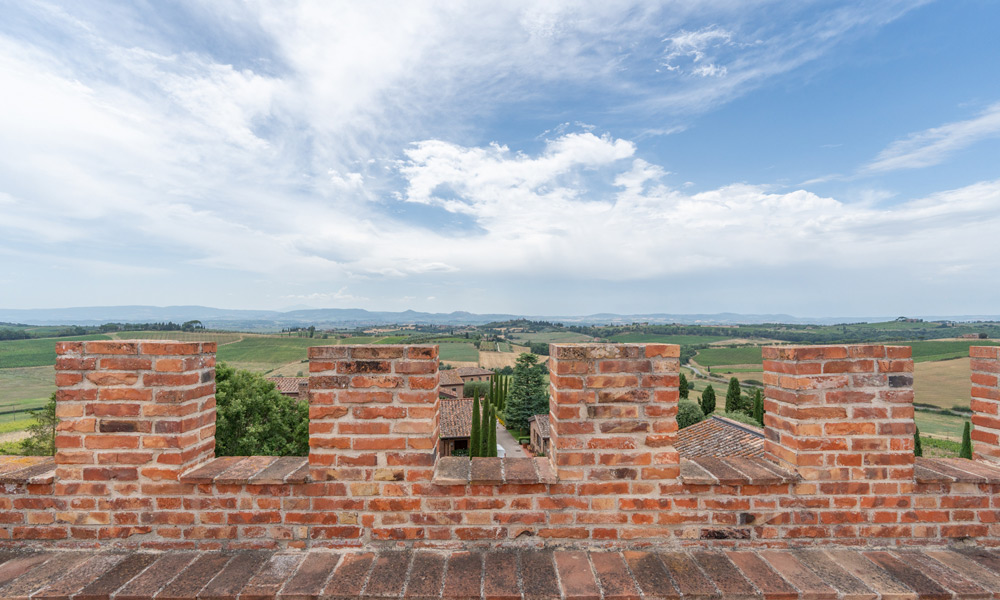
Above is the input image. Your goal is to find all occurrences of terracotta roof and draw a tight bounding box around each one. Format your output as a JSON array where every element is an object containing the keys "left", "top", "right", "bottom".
[
  {"left": 453, "top": 366, "right": 493, "bottom": 378},
  {"left": 439, "top": 386, "right": 459, "bottom": 399},
  {"left": 266, "top": 377, "right": 308, "bottom": 395},
  {"left": 439, "top": 398, "right": 473, "bottom": 439},
  {"left": 529, "top": 414, "right": 550, "bottom": 438},
  {"left": 439, "top": 370, "right": 464, "bottom": 386},
  {"left": 675, "top": 415, "right": 765, "bottom": 458}
]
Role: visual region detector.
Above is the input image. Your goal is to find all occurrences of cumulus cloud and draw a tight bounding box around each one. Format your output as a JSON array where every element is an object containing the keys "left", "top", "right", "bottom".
[
  {"left": 386, "top": 133, "right": 1000, "bottom": 282},
  {"left": 864, "top": 102, "right": 1000, "bottom": 172}
]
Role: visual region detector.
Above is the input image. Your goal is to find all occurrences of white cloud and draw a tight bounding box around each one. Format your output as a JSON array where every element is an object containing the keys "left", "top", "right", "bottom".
[
  {"left": 387, "top": 133, "right": 1000, "bottom": 282},
  {"left": 281, "top": 288, "right": 367, "bottom": 304},
  {"left": 661, "top": 26, "right": 734, "bottom": 77},
  {"left": 1, "top": 0, "right": 981, "bottom": 314},
  {"left": 864, "top": 102, "right": 1000, "bottom": 172}
]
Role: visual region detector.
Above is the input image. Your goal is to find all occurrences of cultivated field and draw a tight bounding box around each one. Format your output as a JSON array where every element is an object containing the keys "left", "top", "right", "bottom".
[
  {"left": 436, "top": 342, "right": 479, "bottom": 363},
  {"left": 609, "top": 333, "right": 732, "bottom": 345},
  {"left": 907, "top": 340, "right": 1000, "bottom": 363},
  {"left": 693, "top": 346, "right": 763, "bottom": 368},
  {"left": 914, "top": 358, "right": 971, "bottom": 410},
  {"left": 479, "top": 351, "right": 520, "bottom": 369},
  {"left": 509, "top": 332, "right": 594, "bottom": 344},
  {"left": 111, "top": 331, "right": 246, "bottom": 344},
  {"left": 0, "top": 334, "right": 112, "bottom": 369},
  {"left": 914, "top": 411, "right": 967, "bottom": 441}
]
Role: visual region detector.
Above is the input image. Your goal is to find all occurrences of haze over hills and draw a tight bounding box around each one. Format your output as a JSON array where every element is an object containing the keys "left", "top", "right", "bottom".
[{"left": 1, "top": 306, "right": 998, "bottom": 330}]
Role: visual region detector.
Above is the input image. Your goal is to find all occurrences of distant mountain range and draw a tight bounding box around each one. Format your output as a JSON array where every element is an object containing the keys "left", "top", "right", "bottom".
[{"left": 2, "top": 305, "right": 999, "bottom": 330}]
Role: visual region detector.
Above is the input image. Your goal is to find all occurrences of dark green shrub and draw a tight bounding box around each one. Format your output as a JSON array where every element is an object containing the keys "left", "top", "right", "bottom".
[
  {"left": 700, "top": 384, "right": 716, "bottom": 415},
  {"left": 677, "top": 400, "right": 706, "bottom": 429},
  {"left": 960, "top": 421, "right": 973, "bottom": 459},
  {"left": 215, "top": 362, "right": 308, "bottom": 456}
]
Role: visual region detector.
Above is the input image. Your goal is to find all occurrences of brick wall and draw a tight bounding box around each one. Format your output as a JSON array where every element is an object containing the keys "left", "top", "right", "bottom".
[
  {"left": 1, "top": 342, "right": 999, "bottom": 550},
  {"left": 971, "top": 346, "right": 1000, "bottom": 461},
  {"left": 50, "top": 340, "right": 216, "bottom": 541}
]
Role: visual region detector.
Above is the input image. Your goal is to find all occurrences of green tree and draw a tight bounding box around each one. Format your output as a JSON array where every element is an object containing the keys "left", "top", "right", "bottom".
[
  {"left": 464, "top": 381, "right": 490, "bottom": 399},
  {"left": 752, "top": 388, "right": 764, "bottom": 426},
  {"left": 215, "top": 362, "right": 308, "bottom": 456},
  {"left": 470, "top": 391, "right": 482, "bottom": 458},
  {"left": 19, "top": 393, "right": 57, "bottom": 456},
  {"left": 913, "top": 425, "right": 923, "bottom": 457},
  {"left": 506, "top": 353, "right": 547, "bottom": 432},
  {"left": 487, "top": 408, "right": 497, "bottom": 457},
  {"left": 700, "top": 384, "right": 716, "bottom": 415},
  {"left": 960, "top": 421, "right": 973, "bottom": 459},
  {"left": 725, "top": 377, "right": 741, "bottom": 414},
  {"left": 679, "top": 373, "right": 689, "bottom": 400},
  {"left": 677, "top": 400, "right": 706, "bottom": 429}
]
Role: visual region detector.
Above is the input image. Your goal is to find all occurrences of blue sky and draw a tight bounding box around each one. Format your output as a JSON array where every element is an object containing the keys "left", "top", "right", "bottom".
[{"left": 1, "top": 0, "right": 999, "bottom": 318}]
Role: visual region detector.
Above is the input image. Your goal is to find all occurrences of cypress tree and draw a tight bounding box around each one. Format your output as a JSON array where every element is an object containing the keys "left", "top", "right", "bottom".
[
  {"left": 470, "top": 391, "right": 481, "bottom": 458},
  {"left": 725, "top": 377, "right": 741, "bottom": 414},
  {"left": 481, "top": 403, "right": 493, "bottom": 457},
  {"left": 752, "top": 388, "right": 764, "bottom": 426},
  {"left": 960, "top": 421, "right": 973, "bottom": 459},
  {"left": 490, "top": 374, "right": 497, "bottom": 410},
  {"left": 487, "top": 407, "right": 497, "bottom": 457},
  {"left": 679, "top": 373, "right": 689, "bottom": 400},
  {"left": 701, "top": 384, "right": 716, "bottom": 415},
  {"left": 913, "top": 425, "right": 923, "bottom": 457}
]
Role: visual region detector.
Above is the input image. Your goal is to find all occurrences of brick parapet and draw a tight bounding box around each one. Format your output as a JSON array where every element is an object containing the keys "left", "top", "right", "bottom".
[
  {"left": 971, "top": 346, "right": 1000, "bottom": 462},
  {"left": 548, "top": 343, "right": 680, "bottom": 483},
  {"left": 3, "top": 342, "right": 1000, "bottom": 550},
  {"left": 50, "top": 341, "right": 216, "bottom": 540},
  {"left": 762, "top": 344, "right": 915, "bottom": 484},
  {"left": 307, "top": 345, "right": 439, "bottom": 485}
]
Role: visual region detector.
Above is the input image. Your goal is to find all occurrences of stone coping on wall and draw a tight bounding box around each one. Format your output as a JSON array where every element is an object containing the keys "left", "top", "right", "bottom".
[
  {"left": 432, "top": 457, "right": 558, "bottom": 485},
  {"left": 3, "top": 547, "right": 1000, "bottom": 598},
  {"left": 0, "top": 456, "right": 55, "bottom": 485},
  {"left": 679, "top": 457, "right": 798, "bottom": 486},
  {"left": 914, "top": 457, "right": 1000, "bottom": 484}
]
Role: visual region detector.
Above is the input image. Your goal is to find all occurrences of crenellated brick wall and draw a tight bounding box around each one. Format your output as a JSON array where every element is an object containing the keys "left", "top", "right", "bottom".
[{"left": 1, "top": 341, "right": 999, "bottom": 551}]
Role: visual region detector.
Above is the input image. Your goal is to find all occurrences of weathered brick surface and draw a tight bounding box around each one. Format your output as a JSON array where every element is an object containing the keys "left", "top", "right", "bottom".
[{"left": 2, "top": 343, "right": 1000, "bottom": 550}]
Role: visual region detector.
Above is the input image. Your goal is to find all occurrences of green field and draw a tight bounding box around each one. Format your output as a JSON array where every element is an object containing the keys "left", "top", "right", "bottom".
[
  {"left": 0, "top": 334, "right": 112, "bottom": 368},
  {"left": 907, "top": 340, "right": 1000, "bottom": 363},
  {"left": 509, "top": 332, "right": 594, "bottom": 343},
  {"left": 113, "top": 331, "right": 246, "bottom": 344},
  {"left": 437, "top": 342, "right": 479, "bottom": 362},
  {"left": 693, "top": 346, "right": 763, "bottom": 367},
  {"left": 915, "top": 410, "right": 967, "bottom": 441},
  {"left": 609, "top": 333, "right": 732, "bottom": 345},
  {"left": 217, "top": 336, "right": 319, "bottom": 365}
]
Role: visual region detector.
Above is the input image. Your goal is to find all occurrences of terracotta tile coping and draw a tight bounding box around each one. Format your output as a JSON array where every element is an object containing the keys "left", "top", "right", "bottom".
[
  {"left": 433, "top": 457, "right": 558, "bottom": 485},
  {"left": 0, "top": 547, "right": 998, "bottom": 599},
  {"left": 0, "top": 456, "right": 55, "bottom": 485},
  {"left": 914, "top": 457, "right": 1000, "bottom": 483},
  {"left": 680, "top": 457, "right": 798, "bottom": 485},
  {"left": 180, "top": 456, "right": 309, "bottom": 485}
]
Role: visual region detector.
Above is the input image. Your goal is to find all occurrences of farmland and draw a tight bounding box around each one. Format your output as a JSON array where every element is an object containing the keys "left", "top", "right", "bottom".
[
  {"left": 436, "top": 342, "right": 480, "bottom": 363},
  {"left": 609, "top": 333, "right": 731, "bottom": 345},
  {"left": 0, "top": 334, "right": 112, "bottom": 369},
  {"left": 907, "top": 340, "right": 1000, "bottom": 363},
  {"left": 692, "top": 346, "right": 763, "bottom": 368},
  {"left": 508, "top": 331, "right": 594, "bottom": 344},
  {"left": 913, "top": 358, "right": 972, "bottom": 410}
]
